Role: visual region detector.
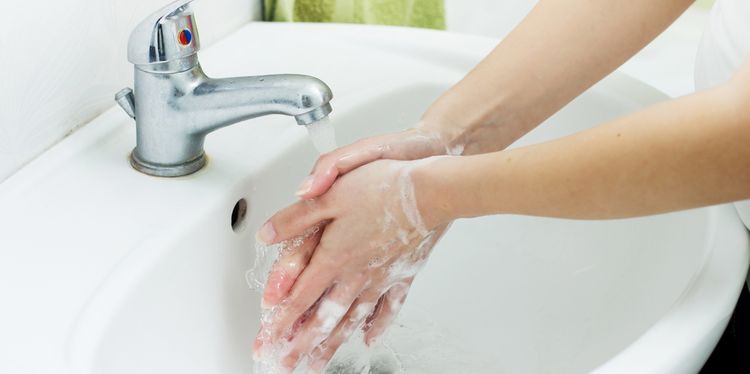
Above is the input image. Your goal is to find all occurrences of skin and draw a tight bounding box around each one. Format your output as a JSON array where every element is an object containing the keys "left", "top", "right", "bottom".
[
  {"left": 250, "top": 0, "right": 748, "bottom": 371},
  {"left": 255, "top": 161, "right": 450, "bottom": 370},
  {"left": 415, "top": 62, "right": 750, "bottom": 224}
]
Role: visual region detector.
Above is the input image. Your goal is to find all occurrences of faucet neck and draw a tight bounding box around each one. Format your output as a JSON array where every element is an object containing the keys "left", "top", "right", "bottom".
[{"left": 135, "top": 54, "right": 199, "bottom": 74}]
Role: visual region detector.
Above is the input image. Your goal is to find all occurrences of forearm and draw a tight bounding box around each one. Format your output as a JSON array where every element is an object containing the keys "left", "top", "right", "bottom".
[
  {"left": 422, "top": 0, "right": 693, "bottom": 154},
  {"left": 417, "top": 72, "right": 750, "bottom": 223}
]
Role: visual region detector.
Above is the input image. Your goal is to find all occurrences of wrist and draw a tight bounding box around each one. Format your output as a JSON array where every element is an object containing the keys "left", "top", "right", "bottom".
[
  {"left": 420, "top": 87, "right": 532, "bottom": 156},
  {"left": 407, "top": 156, "right": 462, "bottom": 229},
  {"left": 408, "top": 151, "right": 519, "bottom": 225}
]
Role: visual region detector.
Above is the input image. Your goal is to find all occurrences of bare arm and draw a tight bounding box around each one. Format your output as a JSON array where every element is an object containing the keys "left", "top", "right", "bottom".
[
  {"left": 417, "top": 60, "right": 750, "bottom": 223},
  {"left": 422, "top": 0, "right": 695, "bottom": 154},
  {"left": 297, "top": 0, "right": 694, "bottom": 199}
]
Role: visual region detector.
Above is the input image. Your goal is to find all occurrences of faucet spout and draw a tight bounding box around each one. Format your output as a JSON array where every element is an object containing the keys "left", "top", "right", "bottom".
[
  {"left": 295, "top": 104, "right": 333, "bottom": 126},
  {"left": 187, "top": 70, "right": 334, "bottom": 135}
]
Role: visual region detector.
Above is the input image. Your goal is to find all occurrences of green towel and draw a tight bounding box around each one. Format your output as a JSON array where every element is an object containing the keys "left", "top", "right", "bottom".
[{"left": 263, "top": 0, "right": 445, "bottom": 30}]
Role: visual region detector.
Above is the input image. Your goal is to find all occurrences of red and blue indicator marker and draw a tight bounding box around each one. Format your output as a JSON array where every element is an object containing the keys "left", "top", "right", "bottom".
[{"left": 178, "top": 29, "right": 193, "bottom": 46}]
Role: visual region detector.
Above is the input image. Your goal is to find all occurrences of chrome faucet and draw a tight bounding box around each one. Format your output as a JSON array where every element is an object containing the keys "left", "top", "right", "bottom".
[{"left": 115, "top": 0, "right": 333, "bottom": 177}]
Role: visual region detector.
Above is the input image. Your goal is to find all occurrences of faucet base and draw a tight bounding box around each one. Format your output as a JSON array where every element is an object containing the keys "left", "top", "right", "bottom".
[{"left": 130, "top": 150, "right": 207, "bottom": 177}]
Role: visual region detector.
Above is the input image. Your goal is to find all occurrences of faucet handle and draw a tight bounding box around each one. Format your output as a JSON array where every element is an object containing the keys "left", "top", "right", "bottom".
[
  {"left": 127, "top": 0, "right": 200, "bottom": 73},
  {"left": 115, "top": 88, "right": 136, "bottom": 119}
]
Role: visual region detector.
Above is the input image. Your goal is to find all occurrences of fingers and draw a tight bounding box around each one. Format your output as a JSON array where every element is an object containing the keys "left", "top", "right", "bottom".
[
  {"left": 253, "top": 277, "right": 330, "bottom": 362},
  {"left": 297, "top": 129, "right": 444, "bottom": 200},
  {"left": 262, "top": 228, "right": 322, "bottom": 307},
  {"left": 297, "top": 140, "right": 387, "bottom": 200},
  {"left": 257, "top": 199, "right": 329, "bottom": 245},
  {"left": 297, "top": 128, "right": 448, "bottom": 200},
  {"left": 363, "top": 279, "right": 414, "bottom": 346},
  {"left": 307, "top": 293, "right": 380, "bottom": 373},
  {"left": 296, "top": 164, "right": 338, "bottom": 200},
  {"left": 333, "top": 146, "right": 389, "bottom": 178},
  {"left": 264, "top": 240, "right": 341, "bottom": 341},
  {"left": 280, "top": 275, "right": 369, "bottom": 370}
]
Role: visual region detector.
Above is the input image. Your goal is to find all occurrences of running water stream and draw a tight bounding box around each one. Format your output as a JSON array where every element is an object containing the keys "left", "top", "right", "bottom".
[{"left": 306, "top": 117, "right": 337, "bottom": 154}]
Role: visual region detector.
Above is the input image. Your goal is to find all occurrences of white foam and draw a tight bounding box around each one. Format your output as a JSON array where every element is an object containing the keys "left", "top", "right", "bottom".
[
  {"left": 447, "top": 143, "right": 465, "bottom": 156},
  {"left": 385, "top": 258, "right": 426, "bottom": 285},
  {"left": 397, "top": 165, "right": 429, "bottom": 237},
  {"left": 316, "top": 300, "right": 348, "bottom": 335},
  {"left": 412, "top": 122, "right": 465, "bottom": 156}
]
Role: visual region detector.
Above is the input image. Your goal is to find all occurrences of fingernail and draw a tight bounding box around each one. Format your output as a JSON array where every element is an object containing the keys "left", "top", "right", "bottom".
[
  {"left": 256, "top": 221, "right": 277, "bottom": 244},
  {"left": 295, "top": 176, "right": 314, "bottom": 197}
]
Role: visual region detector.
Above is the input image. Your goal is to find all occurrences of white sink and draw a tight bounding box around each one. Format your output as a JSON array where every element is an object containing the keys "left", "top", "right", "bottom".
[{"left": 0, "top": 23, "right": 747, "bottom": 374}]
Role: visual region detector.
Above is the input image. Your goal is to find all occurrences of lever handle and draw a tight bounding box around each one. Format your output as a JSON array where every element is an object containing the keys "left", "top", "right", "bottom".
[
  {"left": 115, "top": 88, "right": 136, "bottom": 119},
  {"left": 127, "top": 0, "right": 200, "bottom": 72}
]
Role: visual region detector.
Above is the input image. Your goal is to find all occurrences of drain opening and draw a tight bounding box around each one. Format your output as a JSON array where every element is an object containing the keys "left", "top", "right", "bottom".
[{"left": 231, "top": 198, "right": 248, "bottom": 232}]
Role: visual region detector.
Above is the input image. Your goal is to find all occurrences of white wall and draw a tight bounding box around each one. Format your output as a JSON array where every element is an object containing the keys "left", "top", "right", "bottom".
[
  {"left": 444, "top": 0, "right": 711, "bottom": 98},
  {"left": 0, "top": 0, "right": 262, "bottom": 183},
  {"left": 445, "top": 0, "right": 536, "bottom": 39}
]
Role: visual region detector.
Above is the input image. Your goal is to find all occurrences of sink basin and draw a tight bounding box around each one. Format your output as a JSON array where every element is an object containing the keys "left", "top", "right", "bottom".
[{"left": 0, "top": 23, "right": 747, "bottom": 374}]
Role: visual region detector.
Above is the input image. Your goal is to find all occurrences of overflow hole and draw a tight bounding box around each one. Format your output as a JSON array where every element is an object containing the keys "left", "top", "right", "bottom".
[{"left": 231, "top": 198, "right": 248, "bottom": 232}]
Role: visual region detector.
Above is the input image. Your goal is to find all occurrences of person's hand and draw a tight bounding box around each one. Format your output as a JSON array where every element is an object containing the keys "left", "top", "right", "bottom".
[
  {"left": 257, "top": 127, "right": 450, "bottom": 316},
  {"left": 295, "top": 127, "right": 458, "bottom": 200},
  {"left": 253, "top": 159, "right": 449, "bottom": 372}
]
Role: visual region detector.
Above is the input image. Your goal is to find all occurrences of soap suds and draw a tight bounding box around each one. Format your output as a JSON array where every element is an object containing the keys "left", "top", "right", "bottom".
[
  {"left": 447, "top": 143, "right": 465, "bottom": 156},
  {"left": 413, "top": 121, "right": 465, "bottom": 157},
  {"left": 396, "top": 164, "right": 429, "bottom": 237},
  {"left": 316, "top": 300, "right": 348, "bottom": 336}
]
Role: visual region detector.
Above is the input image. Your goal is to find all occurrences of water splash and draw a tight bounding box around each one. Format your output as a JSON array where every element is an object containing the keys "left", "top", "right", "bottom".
[
  {"left": 307, "top": 117, "right": 337, "bottom": 154},
  {"left": 247, "top": 235, "right": 498, "bottom": 373},
  {"left": 246, "top": 231, "right": 407, "bottom": 374}
]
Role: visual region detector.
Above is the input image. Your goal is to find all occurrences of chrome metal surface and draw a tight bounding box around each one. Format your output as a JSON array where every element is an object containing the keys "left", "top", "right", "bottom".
[
  {"left": 127, "top": 0, "right": 200, "bottom": 73},
  {"left": 118, "top": 0, "right": 334, "bottom": 177},
  {"left": 115, "top": 88, "right": 136, "bottom": 119}
]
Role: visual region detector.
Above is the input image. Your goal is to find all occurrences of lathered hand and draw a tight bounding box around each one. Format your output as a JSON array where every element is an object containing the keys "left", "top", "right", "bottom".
[{"left": 254, "top": 159, "right": 449, "bottom": 372}]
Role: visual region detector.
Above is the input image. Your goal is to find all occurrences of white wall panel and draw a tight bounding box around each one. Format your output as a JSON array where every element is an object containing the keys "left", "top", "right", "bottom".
[{"left": 445, "top": 0, "right": 536, "bottom": 38}]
